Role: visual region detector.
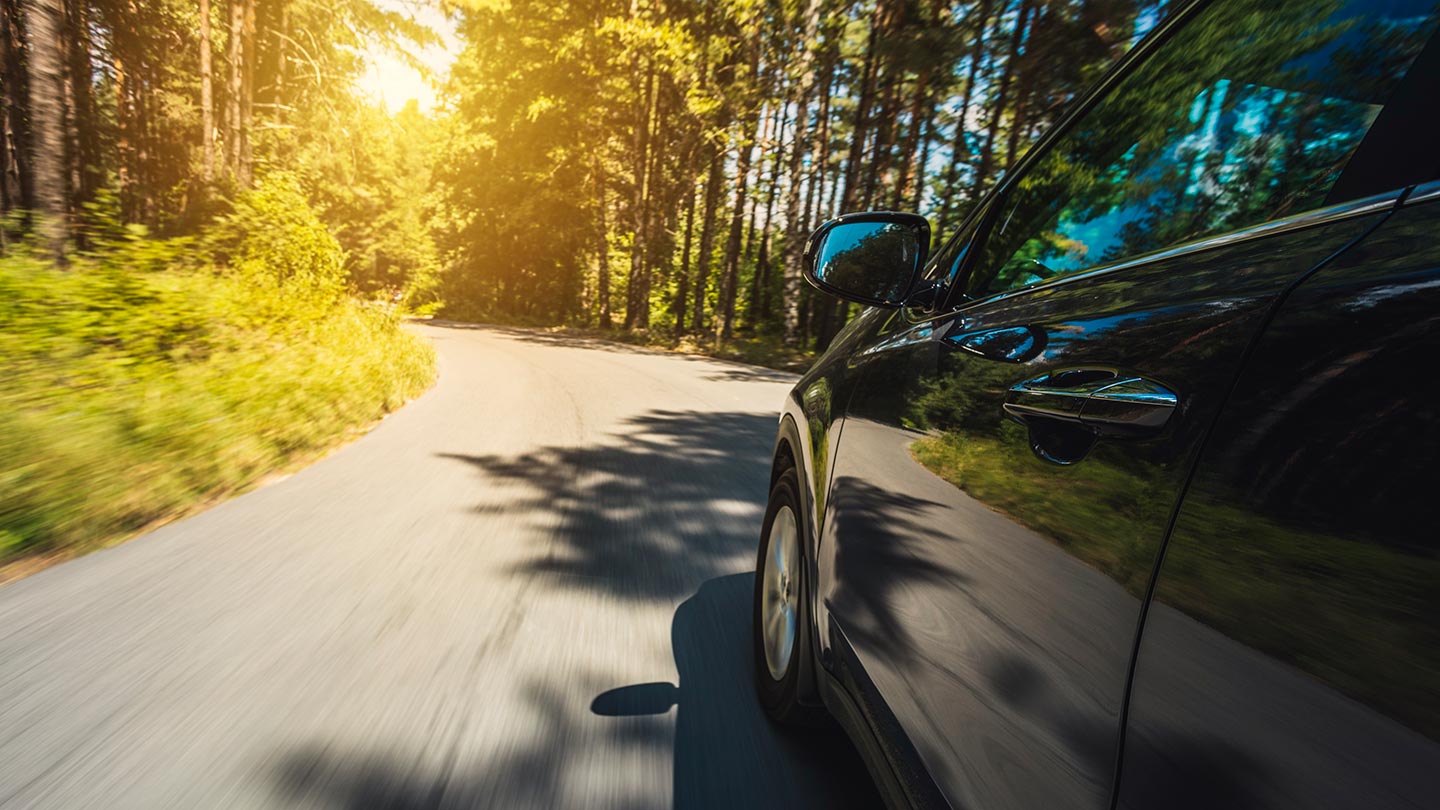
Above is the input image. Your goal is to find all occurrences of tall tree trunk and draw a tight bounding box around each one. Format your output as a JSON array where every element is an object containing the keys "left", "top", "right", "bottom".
[
  {"left": 780, "top": 0, "right": 823, "bottom": 344},
  {"left": 595, "top": 154, "right": 612, "bottom": 328},
  {"left": 938, "top": 0, "right": 995, "bottom": 230},
  {"left": 892, "top": 1, "right": 942, "bottom": 210},
  {"left": 859, "top": 0, "right": 905, "bottom": 208},
  {"left": 64, "top": 0, "right": 96, "bottom": 217},
  {"left": 624, "top": 64, "right": 656, "bottom": 329},
  {"left": 226, "top": 0, "right": 241, "bottom": 180},
  {"left": 741, "top": 92, "right": 776, "bottom": 272},
  {"left": 237, "top": 0, "right": 254, "bottom": 186},
  {"left": 113, "top": 48, "right": 129, "bottom": 218},
  {"left": 748, "top": 98, "right": 787, "bottom": 327},
  {"left": 716, "top": 102, "right": 759, "bottom": 341},
  {"left": 25, "top": 0, "right": 64, "bottom": 258},
  {"left": 273, "top": 4, "right": 286, "bottom": 103},
  {"left": 135, "top": 60, "right": 154, "bottom": 224},
  {"left": 199, "top": 0, "right": 215, "bottom": 186},
  {"left": 59, "top": 0, "right": 74, "bottom": 220},
  {"left": 1003, "top": 3, "right": 1040, "bottom": 170},
  {"left": 673, "top": 179, "right": 697, "bottom": 333},
  {"left": 690, "top": 149, "right": 724, "bottom": 333},
  {"left": 807, "top": 48, "right": 836, "bottom": 229},
  {"left": 0, "top": 3, "right": 10, "bottom": 216},
  {"left": 862, "top": 75, "right": 900, "bottom": 209},
  {"left": 975, "top": 0, "right": 1033, "bottom": 198},
  {"left": 840, "top": 8, "right": 882, "bottom": 213},
  {"left": 641, "top": 82, "right": 670, "bottom": 328},
  {"left": 0, "top": 0, "right": 30, "bottom": 217}
]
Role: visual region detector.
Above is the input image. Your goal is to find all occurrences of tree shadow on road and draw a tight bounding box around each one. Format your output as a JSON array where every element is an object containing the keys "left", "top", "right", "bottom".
[
  {"left": 270, "top": 678, "right": 667, "bottom": 810},
  {"left": 268, "top": 575, "right": 880, "bottom": 809},
  {"left": 439, "top": 409, "right": 779, "bottom": 602}
]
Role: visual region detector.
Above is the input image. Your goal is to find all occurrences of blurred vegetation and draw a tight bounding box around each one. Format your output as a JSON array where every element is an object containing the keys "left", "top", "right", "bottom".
[
  {"left": 0, "top": 0, "right": 444, "bottom": 567},
  {"left": 0, "top": 0, "right": 444, "bottom": 306},
  {"left": 0, "top": 175, "right": 435, "bottom": 565}
]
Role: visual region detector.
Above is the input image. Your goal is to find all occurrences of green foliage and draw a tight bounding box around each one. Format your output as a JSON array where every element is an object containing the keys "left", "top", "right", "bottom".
[
  {"left": 433, "top": 0, "right": 1168, "bottom": 346},
  {"left": 205, "top": 172, "right": 347, "bottom": 296},
  {"left": 286, "top": 98, "right": 447, "bottom": 313},
  {"left": 0, "top": 0, "right": 451, "bottom": 569},
  {"left": 0, "top": 216, "right": 436, "bottom": 565}
]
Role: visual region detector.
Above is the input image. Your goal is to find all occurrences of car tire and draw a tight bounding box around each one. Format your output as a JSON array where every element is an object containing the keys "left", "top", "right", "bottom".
[{"left": 754, "top": 466, "right": 827, "bottom": 727}]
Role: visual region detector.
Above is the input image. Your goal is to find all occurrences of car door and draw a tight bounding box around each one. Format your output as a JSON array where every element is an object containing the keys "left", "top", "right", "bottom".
[
  {"left": 813, "top": 1, "right": 1440, "bottom": 807},
  {"left": 1115, "top": 183, "right": 1440, "bottom": 810}
]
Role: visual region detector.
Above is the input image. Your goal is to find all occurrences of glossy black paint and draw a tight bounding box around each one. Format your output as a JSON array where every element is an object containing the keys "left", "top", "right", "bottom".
[
  {"left": 760, "top": 0, "right": 1440, "bottom": 806},
  {"left": 803, "top": 212, "right": 933, "bottom": 308},
  {"left": 817, "top": 207, "right": 1383, "bottom": 809},
  {"left": 1116, "top": 189, "right": 1440, "bottom": 810}
]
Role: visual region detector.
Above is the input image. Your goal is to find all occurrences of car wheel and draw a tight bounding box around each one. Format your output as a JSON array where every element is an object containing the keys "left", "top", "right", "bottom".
[{"left": 754, "top": 466, "right": 825, "bottom": 726}]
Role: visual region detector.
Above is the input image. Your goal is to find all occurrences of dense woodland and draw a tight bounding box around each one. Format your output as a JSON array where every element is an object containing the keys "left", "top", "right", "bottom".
[
  {"left": 0, "top": 0, "right": 1172, "bottom": 351},
  {"left": 2, "top": 0, "right": 444, "bottom": 562},
  {"left": 0, "top": 0, "right": 441, "bottom": 301},
  {"left": 437, "top": 0, "right": 1170, "bottom": 349}
]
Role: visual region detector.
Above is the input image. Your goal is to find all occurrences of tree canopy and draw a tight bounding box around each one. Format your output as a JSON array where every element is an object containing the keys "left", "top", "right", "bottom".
[
  {"left": 434, "top": 0, "right": 1169, "bottom": 348},
  {"left": 0, "top": 0, "right": 1174, "bottom": 349}
]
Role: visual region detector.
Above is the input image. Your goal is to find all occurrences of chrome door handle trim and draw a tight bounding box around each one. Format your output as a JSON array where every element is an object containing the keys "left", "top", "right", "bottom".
[{"left": 1003, "top": 368, "right": 1179, "bottom": 438}]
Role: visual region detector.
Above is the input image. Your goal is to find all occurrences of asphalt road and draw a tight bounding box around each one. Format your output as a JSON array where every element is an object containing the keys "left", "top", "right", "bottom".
[{"left": 0, "top": 323, "right": 881, "bottom": 810}]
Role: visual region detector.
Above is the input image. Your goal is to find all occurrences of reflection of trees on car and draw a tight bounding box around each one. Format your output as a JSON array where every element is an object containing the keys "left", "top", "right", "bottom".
[
  {"left": 975, "top": 0, "right": 1438, "bottom": 296},
  {"left": 819, "top": 225, "right": 917, "bottom": 302},
  {"left": 905, "top": 273, "right": 1440, "bottom": 738}
]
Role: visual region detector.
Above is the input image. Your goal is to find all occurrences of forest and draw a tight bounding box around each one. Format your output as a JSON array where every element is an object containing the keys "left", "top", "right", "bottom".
[
  {"left": 0, "top": 0, "right": 442, "bottom": 299},
  {"left": 436, "top": 0, "right": 1169, "bottom": 350},
  {"left": 0, "top": 0, "right": 1170, "bottom": 349},
  {"left": 0, "top": 0, "right": 442, "bottom": 563},
  {"left": 0, "top": 0, "right": 1174, "bottom": 561}
]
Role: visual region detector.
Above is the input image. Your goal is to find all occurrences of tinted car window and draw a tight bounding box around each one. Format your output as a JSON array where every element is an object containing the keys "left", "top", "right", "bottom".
[{"left": 969, "top": 0, "right": 1440, "bottom": 299}]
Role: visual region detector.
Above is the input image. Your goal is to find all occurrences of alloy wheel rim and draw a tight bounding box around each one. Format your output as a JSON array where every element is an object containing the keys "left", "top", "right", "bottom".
[{"left": 761, "top": 504, "right": 800, "bottom": 681}]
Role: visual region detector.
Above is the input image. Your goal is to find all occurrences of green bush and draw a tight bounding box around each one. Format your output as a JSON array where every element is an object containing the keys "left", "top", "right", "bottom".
[
  {"left": 205, "top": 172, "right": 347, "bottom": 296},
  {"left": 0, "top": 187, "right": 436, "bottom": 565}
]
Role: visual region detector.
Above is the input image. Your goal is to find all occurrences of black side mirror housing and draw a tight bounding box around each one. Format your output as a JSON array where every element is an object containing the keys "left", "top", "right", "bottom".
[{"left": 802, "top": 212, "right": 931, "bottom": 308}]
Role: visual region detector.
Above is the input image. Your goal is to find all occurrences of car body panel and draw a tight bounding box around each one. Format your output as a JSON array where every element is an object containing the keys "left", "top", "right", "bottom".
[
  {"left": 1116, "top": 189, "right": 1440, "bottom": 810},
  {"left": 813, "top": 205, "right": 1386, "bottom": 809},
  {"left": 771, "top": 0, "right": 1440, "bottom": 804}
]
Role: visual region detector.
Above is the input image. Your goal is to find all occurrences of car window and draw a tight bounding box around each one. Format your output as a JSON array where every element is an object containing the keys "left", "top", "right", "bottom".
[
  {"left": 917, "top": 200, "right": 994, "bottom": 310},
  {"left": 968, "top": 0, "right": 1440, "bottom": 299}
]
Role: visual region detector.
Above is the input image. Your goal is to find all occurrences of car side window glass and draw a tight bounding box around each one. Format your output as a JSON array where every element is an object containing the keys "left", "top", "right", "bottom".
[
  {"left": 969, "top": 0, "right": 1440, "bottom": 299},
  {"left": 917, "top": 201, "right": 992, "bottom": 313},
  {"left": 921, "top": 229, "right": 969, "bottom": 285}
]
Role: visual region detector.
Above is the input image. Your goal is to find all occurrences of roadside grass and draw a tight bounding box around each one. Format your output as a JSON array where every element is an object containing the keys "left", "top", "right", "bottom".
[
  {"left": 912, "top": 429, "right": 1440, "bottom": 737},
  {"left": 0, "top": 178, "right": 437, "bottom": 572}
]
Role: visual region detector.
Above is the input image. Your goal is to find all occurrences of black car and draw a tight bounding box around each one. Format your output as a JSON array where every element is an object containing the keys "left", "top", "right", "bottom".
[{"left": 751, "top": 0, "right": 1440, "bottom": 807}]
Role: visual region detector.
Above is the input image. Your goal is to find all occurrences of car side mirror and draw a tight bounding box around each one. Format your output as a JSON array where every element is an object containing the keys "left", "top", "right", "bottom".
[{"left": 802, "top": 212, "right": 931, "bottom": 308}]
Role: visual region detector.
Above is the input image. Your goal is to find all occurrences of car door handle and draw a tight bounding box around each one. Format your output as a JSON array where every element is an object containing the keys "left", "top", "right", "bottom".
[{"left": 1004, "top": 368, "right": 1179, "bottom": 438}]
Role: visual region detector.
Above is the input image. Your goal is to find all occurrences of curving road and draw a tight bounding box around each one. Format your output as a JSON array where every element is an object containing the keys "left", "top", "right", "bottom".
[{"left": 0, "top": 323, "right": 880, "bottom": 810}]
